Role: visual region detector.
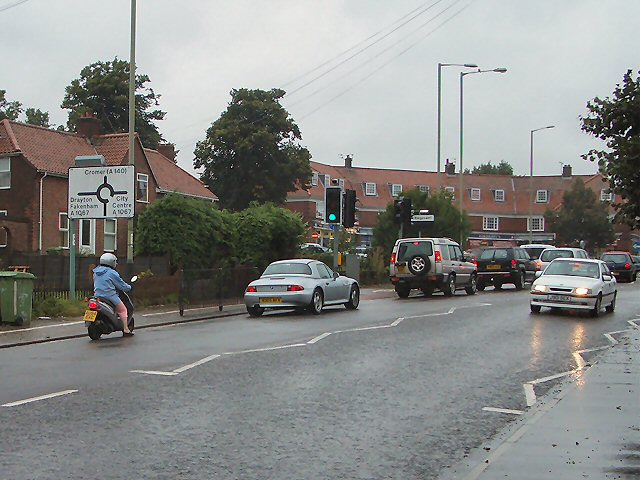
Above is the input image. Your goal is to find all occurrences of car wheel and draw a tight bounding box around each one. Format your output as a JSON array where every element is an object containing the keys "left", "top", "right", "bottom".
[
  {"left": 87, "top": 324, "right": 102, "bottom": 340},
  {"left": 407, "top": 254, "right": 430, "bottom": 276},
  {"left": 605, "top": 292, "right": 616, "bottom": 313},
  {"left": 395, "top": 285, "right": 411, "bottom": 298},
  {"left": 442, "top": 274, "right": 456, "bottom": 297},
  {"left": 247, "top": 306, "right": 264, "bottom": 317},
  {"left": 590, "top": 294, "right": 602, "bottom": 318},
  {"left": 530, "top": 304, "right": 541, "bottom": 314},
  {"left": 465, "top": 274, "right": 477, "bottom": 295},
  {"left": 309, "top": 289, "right": 324, "bottom": 315},
  {"left": 345, "top": 285, "right": 360, "bottom": 310},
  {"left": 513, "top": 270, "right": 524, "bottom": 290}
]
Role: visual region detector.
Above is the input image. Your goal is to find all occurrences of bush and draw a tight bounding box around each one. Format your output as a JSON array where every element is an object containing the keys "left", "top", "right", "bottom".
[{"left": 33, "top": 297, "right": 87, "bottom": 318}]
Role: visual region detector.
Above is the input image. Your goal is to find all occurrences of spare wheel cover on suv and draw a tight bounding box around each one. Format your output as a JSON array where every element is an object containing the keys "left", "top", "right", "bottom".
[{"left": 408, "top": 254, "right": 430, "bottom": 275}]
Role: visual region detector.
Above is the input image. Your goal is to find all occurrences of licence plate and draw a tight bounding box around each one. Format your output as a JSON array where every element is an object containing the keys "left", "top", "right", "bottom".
[
  {"left": 548, "top": 294, "right": 571, "bottom": 302},
  {"left": 83, "top": 310, "right": 98, "bottom": 322},
  {"left": 260, "top": 297, "right": 282, "bottom": 304},
  {"left": 487, "top": 264, "right": 501, "bottom": 270}
]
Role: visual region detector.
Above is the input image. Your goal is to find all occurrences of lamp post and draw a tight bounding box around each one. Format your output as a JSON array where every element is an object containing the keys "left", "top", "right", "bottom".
[
  {"left": 529, "top": 125, "right": 555, "bottom": 243},
  {"left": 459, "top": 67, "right": 507, "bottom": 246},
  {"left": 437, "top": 63, "right": 478, "bottom": 190},
  {"left": 128, "top": 0, "right": 136, "bottom": 276}
]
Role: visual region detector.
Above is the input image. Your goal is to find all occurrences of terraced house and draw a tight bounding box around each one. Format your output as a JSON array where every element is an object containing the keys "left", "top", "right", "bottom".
[
  {"left": 0, "top": 116, "right": 216, "bottom": 262},
  {"left": 285, "top": 156, "right": 638, "bottom": 252}
]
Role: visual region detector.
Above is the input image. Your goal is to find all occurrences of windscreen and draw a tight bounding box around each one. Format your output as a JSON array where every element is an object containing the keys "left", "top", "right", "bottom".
[
  {"left": 397, "top": 241, "right": 433, "bottom": 261},
  {"left": 544, "top": 261, "right": 600, "bottom": 279},
  {"left": 524, "top": 247, "right": 546, "bottom": 259},
  {"left": 263, "top": 263, "right": 312, "bottom": 275},
  {"left": 540, "top": 249, "right": 573, "bottom": 262},
  {"left": 480, "top": 249, "right": 508, "bottom": 260},
  {"left": 601, "top": 254, "right": 628, "bottom": 263}
]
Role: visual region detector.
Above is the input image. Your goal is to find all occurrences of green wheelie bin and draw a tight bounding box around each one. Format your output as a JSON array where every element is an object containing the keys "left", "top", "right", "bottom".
[{"left": 0, "top": 272, "right": 36, "bottom": 327}]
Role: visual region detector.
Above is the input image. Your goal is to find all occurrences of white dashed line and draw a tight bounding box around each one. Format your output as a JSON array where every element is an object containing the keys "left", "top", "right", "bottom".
[
  {"left": 3, "top": 389, "right": 78, "bottom": 407},
  {"left": 173, "top": 354, "right": 221, "bottom": 373},
  {"left": 482, "top": 407, "right": 524, "bottom": 415},
  {"left": 129, "top": 370, "right": 178, "bottom": 376},
  {"left": 307, "top": 332, "right": 332, "bottom": 344}
]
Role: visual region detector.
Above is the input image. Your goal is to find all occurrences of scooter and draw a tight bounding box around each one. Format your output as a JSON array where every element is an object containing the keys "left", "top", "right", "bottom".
[{"left": 84, "top": 276, "right": 137, "bottom": 340}]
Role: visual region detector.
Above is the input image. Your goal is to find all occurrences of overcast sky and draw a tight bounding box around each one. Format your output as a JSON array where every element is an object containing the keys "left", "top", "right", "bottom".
[{"left": 2, "top": 0, "right": 637, "bottom": 178}]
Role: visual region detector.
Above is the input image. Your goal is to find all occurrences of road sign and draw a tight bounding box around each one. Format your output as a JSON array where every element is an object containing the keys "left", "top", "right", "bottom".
[
  {"left": 411, "top": 214, "right": 435, "bottom": 222},
  {"left": 68, "top": 166, "right": 135, "bottom": 219},
  {"left": 633, "top": 241, "right": 640, "bottom": 252}
]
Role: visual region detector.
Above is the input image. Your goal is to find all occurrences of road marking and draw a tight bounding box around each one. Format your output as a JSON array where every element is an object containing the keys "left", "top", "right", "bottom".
[
  {"left": 2, "top": 389, "right": 78, "bottom": 407},
  {"left": 371, "top": 289, "right": 393, "bottom": 293},
  {"left": 307, "top": 332, "right": 331, "bottom": 344},
  {"left": 482, "top": 407, "right": 524, "bottom": 415},
  {"left": 229, "top": 343, "right": 307, "bottom": 355},
  {"left": 390, "top": 317, "right": 404, "bottom": 327},
  {"left": 0, "top": 321, "right": 83, "bottom": 334},
  {"left": 523, "top": 383, "right": 536, "bottom": 407},
  {"left": 130, "top": 370, "right": 178, "bottom": 376},
  {"left": 173, "top": 354, "right": 220, "bottom": 373}
]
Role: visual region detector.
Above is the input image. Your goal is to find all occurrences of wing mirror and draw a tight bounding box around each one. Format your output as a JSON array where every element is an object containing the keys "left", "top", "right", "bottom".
[
  {"left": 333, "top": 272, "right": 339, "bottom": 279},
  {"left": 602, "top": 274, "right": 612, "bottom": 281}
]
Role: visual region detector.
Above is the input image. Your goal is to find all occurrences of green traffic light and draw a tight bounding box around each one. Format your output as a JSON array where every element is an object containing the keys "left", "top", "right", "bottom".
[{"left": 328, "top": 213, "right": 337, "bottom": 221}]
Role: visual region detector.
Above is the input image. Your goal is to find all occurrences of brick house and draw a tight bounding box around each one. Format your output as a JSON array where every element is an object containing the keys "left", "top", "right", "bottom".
[
  {"left": 0, "top": 117, "right": 215, "bottom": 260},
  {"left": 285, "top": 157, "right": 637, "bottom": 251}
]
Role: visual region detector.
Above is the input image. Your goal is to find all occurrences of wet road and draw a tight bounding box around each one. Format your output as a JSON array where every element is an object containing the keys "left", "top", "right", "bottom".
[{"left": 1, "top": 282, "right": 638, "bottom": 479}]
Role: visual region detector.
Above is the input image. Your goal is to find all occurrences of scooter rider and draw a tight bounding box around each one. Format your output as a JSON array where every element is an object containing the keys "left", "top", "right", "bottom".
[{"left": 93, "top": 253, "right": 133, "bottom": 336}]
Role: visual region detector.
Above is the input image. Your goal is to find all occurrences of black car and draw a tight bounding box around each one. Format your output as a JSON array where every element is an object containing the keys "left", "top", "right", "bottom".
[
  {"left": 600, "top": 251, "right": 637, "bottom": 282},
  {"left": 476, "top": 247, "right": 537, "bottom": 291}
]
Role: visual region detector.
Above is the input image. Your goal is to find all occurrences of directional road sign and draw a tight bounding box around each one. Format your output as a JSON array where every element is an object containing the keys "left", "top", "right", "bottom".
[
  {"left": 411, "top": 214, "right": 435, "bottom": 222},
  {"left": 68, "top": 166, "right": 135, "bottom": 219}
]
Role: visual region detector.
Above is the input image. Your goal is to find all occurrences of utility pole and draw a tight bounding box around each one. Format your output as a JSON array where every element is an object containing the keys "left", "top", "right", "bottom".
[{"left": 127, "top": 0, "right": 136, "bottom": 277}]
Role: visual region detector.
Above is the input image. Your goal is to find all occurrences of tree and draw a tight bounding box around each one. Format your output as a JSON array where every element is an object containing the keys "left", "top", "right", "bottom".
[
  {"left": 581, "top": 69, "right": 640, "bottom": 229},
  {"left": 463, "top": 160, "right": 514, "bottom": 175},
  {"left": 372, "top": 189, "right": 470, "bottom": 255},
  {"left": 61, "top": 58, "right": 166, "bottom": 148},
  {"left": 135, "top": 194, "right": 236, "bottom": 272},
  {"left": 24, "top": 108, "right": 50, "bottom": 127},
  {"left": 544, "top": 178, "right": 614, "bottom": 252},
  {"left": 194, "top": 88, "right": 312, "bottom": 211},
  {"left": 1, "top": 89, "right": 50, "bottom": 126}
]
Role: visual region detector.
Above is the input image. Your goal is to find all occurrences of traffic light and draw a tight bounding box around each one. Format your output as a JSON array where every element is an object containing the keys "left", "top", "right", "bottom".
[
  {"left": 393, "top": 199, "right": 403, "bottom": 225},
  {"left": 343, "top": 189, "right": 357, "bottom": 228},
  {"left": 401, "top": 198, "right": 412, "bottom": 226},
  {"left": 325, "top": 186, "right": 342, "bottom": 224}
]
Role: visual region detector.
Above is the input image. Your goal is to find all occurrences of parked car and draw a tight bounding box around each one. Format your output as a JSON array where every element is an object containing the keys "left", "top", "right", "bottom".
[
  {"left": 536, "top": 247, "right": 589, "bottom": 272},
  {"left": 389, "top": 237, "right": 477, "bottom": 298},
  {"left": 300, "top": 243, "right": 330, "bottom": 254},
  {"left": 476, "top": 246, "right": 536, "bottom": 291},
  {"left": 521, "top": 243, "right": 555, "bottom": 261},
  {"left": 600, "top": 251, "right": 637, "bottom": 282},
  {"left": 244, "top": 259, "right": 359, "bottom": 316},
  {"left": 530, "top": 258, "right": 617, "bottom": 317}
]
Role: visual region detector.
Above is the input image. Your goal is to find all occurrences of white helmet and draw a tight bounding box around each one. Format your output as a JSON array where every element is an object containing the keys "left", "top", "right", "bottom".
[{"left": 99, "top": 252, "right": 117, "bottom": 268}]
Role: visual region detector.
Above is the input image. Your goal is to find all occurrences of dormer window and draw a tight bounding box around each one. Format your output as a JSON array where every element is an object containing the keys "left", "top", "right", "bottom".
[
  {"left": 311, "top": 172, "right": 318, "bottom": 186},
  {"left": 365, "top": 182, "right": 377, "bottom": 196},
  {"left": 392, "top": 184, "right": 403, "bottom": 197},
  {"left": 494, "top": 189, "right": 505, "bottom": 202},
  {"left": 470, "top": 188, "right": 481, "bottom": 201},
  {"left": 600, "top": 189, "right": 613, "bottom": 202},
  {"left": 536, "top": 190, "right": 548, "bottom": 203}
]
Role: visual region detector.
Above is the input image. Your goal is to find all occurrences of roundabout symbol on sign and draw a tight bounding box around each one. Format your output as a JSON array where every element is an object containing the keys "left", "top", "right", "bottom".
[{"left": 77, "top": 176, "right": 128, "bottom": 217}]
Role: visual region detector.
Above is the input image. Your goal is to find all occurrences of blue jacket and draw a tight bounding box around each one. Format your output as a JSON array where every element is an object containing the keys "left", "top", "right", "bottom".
[{"left": 93, "top": 265, "right": 131, "bottom": 304}]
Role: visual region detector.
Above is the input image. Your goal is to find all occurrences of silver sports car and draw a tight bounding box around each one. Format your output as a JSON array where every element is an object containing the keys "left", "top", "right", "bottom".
[{"left": 244, "top": 259, "right": 360, "bottom": 316}]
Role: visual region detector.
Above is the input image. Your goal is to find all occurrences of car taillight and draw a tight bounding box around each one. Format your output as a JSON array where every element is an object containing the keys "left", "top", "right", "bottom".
[
  {"left": 625, "top": 263, "right": 631, "bottom": 269},
  {"left": 435, "top": 251, "right": 442, "bottom": 263},
  {"left": 287, "top": 285, "right": 304, "bottom": 291},
  {"left": 246, "top": 286, "right": 257, "bottom": 293},
  {"left": 473, "top": 261, "right": 478, "bottom": 268},
  {"left": 511, "top": 259, "right": 517, "bottom": 267},
  {"left": 390, "top": 252, "right": 396, "bottom": 264},
  {"left": 536, "top": 260, "right": 542, "bottom": 270},
  {"left": 88, "top": 300, "right": 98, "bottom": 310}
]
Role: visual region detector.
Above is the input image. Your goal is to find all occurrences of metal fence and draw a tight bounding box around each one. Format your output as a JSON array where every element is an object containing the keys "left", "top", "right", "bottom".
[{"left": 178, "top": 265, "right": 260, "bottom": 316}]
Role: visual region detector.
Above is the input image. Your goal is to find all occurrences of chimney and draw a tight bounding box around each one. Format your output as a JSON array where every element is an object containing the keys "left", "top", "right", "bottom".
[
  {"left": 445, "top": 159, "right": 456, "bottom": 175},
  {"left": 157, "top": 143, "right": 177, "bottom": 162},
  {"left": 344, "top": 155, "right": 353, "bottom": 168},
  {"left": 562, "top": 164, "right": 572, "bottom": 178},
  {"left": 76, "top": 112, "right": 102, "bottom": 140}
]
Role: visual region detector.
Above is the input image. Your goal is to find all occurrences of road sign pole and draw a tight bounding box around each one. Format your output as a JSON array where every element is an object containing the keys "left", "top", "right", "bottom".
[
  {"left": 333, "top": 226, "right": 340, "bottom": 271},
  {"left": 69, "top": 219, "right": 76, "bottom": 301}
]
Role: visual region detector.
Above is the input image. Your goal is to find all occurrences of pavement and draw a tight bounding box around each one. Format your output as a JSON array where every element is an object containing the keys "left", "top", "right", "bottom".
[{"left": 1, "top": 300, "right": 639, "bottom": 479}]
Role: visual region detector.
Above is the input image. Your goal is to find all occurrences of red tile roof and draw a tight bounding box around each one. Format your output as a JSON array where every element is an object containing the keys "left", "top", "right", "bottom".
[{"left": 145, "top": 148, "right": 217, "bottom": 201}]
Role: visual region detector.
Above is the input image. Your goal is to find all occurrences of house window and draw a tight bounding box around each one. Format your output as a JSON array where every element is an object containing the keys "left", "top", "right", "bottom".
[
  {"left": 528, "top": 216, "right": 544, "bottom": 232},
  {"left": 0, "top": 210, "right": 6, "bottom": 217},
  {"left": 365, "top": 182, "right": 377, "bottom": 196},
  {"left": 470, "top": 188, "right": 481, "bottom": 201},
  {"left": 483, "top": 216, "right": 499, "bottom": 231},
  {"left": 79, "top": 219, "right": 95, "bottom": 255},
  {"left": 311, "top": 172, "right": 318, "bottom": 186},
  {"left": 494, "top": 189, "right": 505, "bottom": 202},
  {"left": 417, "top": 185, "right": 429, "bottom": 194},
  {"left": 136, "top": 173, "right": 149, "bottom": 202},
  {"left": 0, "top": 158, "right": 10, "bottom": 189},
  {"left": 324, "top": 174, "right": 331, "bottom": 186},
  {"left": 600, "top": 189, "right": 612, "bottom": 202},
  {"left": 59, "top": 213, "right": 69, "bottom": 248},
  {"left": 104, "top": 219, "right": 117, "bottom": 252},
  {"left": 445, "top": 186, "right": 455, "bottom": 200},
  {"left": 536, "top": 189, "right": 548, "bottom": 203},
  {"left": 338, "top": 178, "right": 345, "bottom": 189},
  {"left": 0, "top": 227, "right": 6, "bottom": 248},
  {"left": 392, "top": 184, "right": 403, "bottom": 197}
]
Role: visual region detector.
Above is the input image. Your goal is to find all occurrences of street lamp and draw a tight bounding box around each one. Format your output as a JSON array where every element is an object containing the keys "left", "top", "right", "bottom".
[
  {"left": 458, "top": 67, "right": 507, "bottom": 246},
  {"left": 529, "top": 125, "right": 555, "bottom": 243},
  {"left": 437, "top": 63, "right": 478, "bottom": 190}
]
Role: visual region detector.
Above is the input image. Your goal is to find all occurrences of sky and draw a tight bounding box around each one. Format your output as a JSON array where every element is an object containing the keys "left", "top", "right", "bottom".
[{"left": 2, "top": 0, "right": 638, "bottom": 179}]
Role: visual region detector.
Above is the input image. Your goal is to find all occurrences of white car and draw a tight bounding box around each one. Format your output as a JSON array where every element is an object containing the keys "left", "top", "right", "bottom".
[
  {"left": 244, "top": 259, "right": 359, "bottom": 316},
  {"left": 521, "top": 243, "right": 555, "bottom": 261},
  {"left": 530, "top": 258, "right": 616, "bottom": 317},
  {"left": 536, "top": 247, "right": 589, "bottom": 272}
]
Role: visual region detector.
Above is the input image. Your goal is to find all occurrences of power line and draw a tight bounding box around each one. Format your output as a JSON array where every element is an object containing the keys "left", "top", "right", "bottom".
[{"left": 0, "top": 0, "right": 30, "bottom": 13}]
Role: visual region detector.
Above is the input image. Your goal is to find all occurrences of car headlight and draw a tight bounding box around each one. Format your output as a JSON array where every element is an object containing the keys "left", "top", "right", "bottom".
[
  {"left": 532, "top": 284, "right": 548, "bottom": 293},
  {"left": 574, "top": 287, "right": 592, "bottom": 296}
]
